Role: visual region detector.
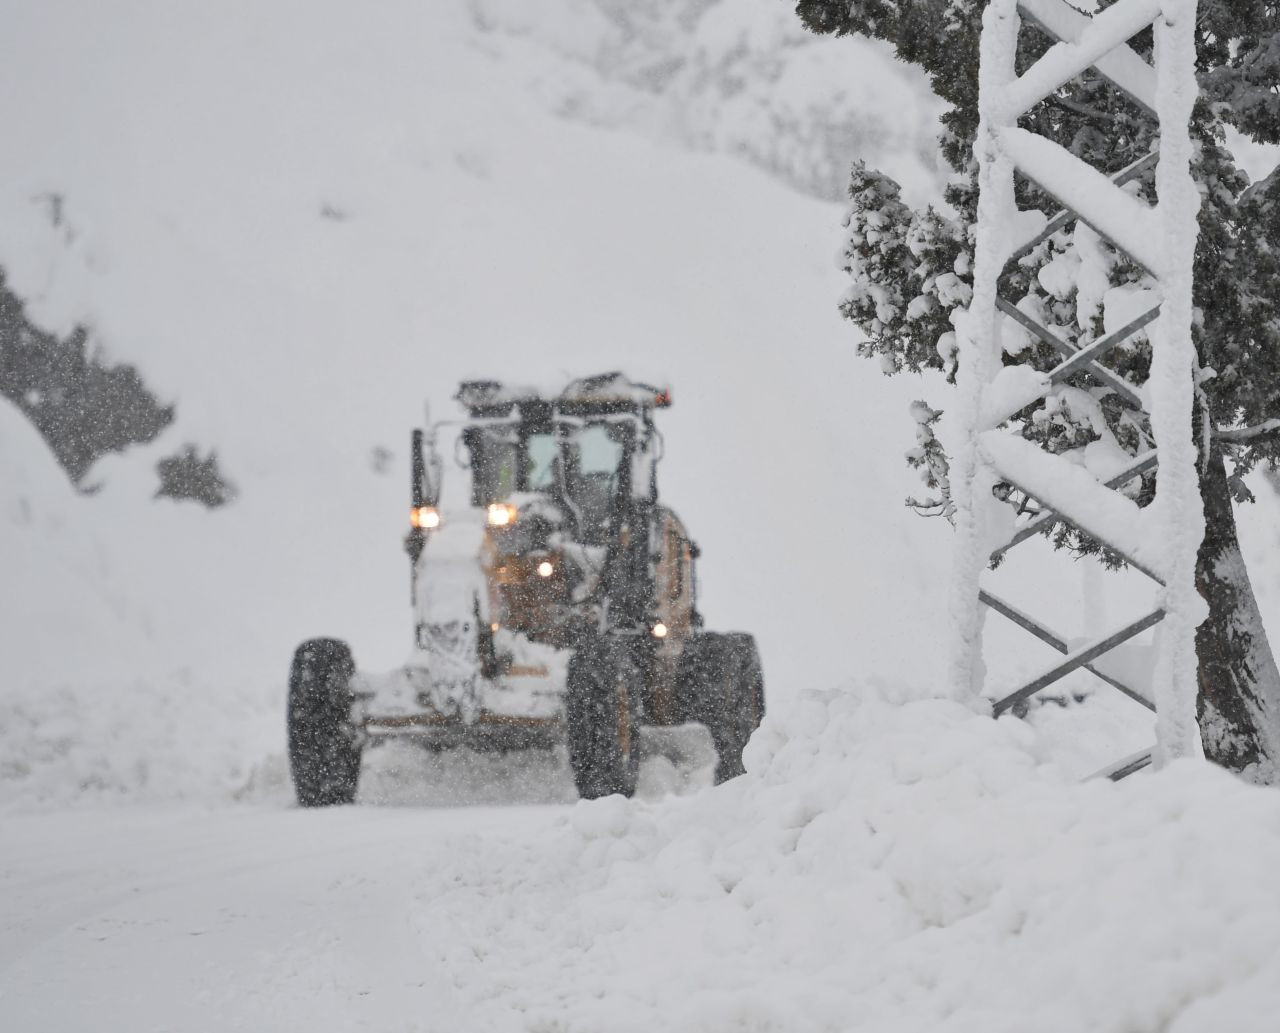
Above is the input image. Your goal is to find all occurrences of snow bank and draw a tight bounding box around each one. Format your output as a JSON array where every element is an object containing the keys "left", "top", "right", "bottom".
[
  {"left": 421, "top": 682, "right": 1280, "bottom": 1032},
  {"left": 0, "top": 672, "right": 281, "bottom": 809}
]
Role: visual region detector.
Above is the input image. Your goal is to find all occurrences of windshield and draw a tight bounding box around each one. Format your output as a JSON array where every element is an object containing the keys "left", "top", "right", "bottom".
[
  {"left": 573, "top": 424, "right": 624, "bottom": 478},
  {"left": 466, "top": 427, "right": 564, "bottom": 503},
  {"left": 563, "top": 423, "right": 626, "bottom": 542},
  {"left": 466, "top": 428, "right": 517, "bottom": 505},
  {"left": 524, "top": 433, "right": 558, "bottom": 492},
  {"left": 465, "top": 422, "right": 630, "bottom": 536}
]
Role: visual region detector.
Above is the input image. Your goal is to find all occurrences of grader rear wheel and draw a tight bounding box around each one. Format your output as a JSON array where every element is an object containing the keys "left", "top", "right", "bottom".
[{"left": 565, "top": 637, "right": 643, "bottom": 799}]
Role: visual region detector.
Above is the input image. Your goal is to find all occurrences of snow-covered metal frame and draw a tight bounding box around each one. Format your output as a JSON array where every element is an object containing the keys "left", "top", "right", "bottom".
[{"left": 949, "top": 0, "right": 1205, "bottom": 775}]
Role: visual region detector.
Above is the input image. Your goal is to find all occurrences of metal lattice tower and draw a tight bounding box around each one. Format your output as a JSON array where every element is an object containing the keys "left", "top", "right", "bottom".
[{"left": 950, "top": 0, "right": 1204, "bottom": 777}]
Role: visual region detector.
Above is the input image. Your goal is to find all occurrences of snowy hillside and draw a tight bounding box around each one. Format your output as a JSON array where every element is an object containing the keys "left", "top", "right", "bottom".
[
  {"left": 0, "top": 396, "right": 280, "bottom": 802},
  {"left": 0, "top": 0, "right": 961, "bottom": 803},
  {"left": 467, "top": 0, "right": 946, "bottom": 202},
  {"left": 2, "top": 0, "right": 1279, "bottom": 803}
]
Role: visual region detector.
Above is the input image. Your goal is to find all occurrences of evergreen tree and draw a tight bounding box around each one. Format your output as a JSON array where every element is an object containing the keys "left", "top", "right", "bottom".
[
  {"left": 0, "top": 271, "right": 174, "bottom": 484},
  {"left": 155, "top": 445, "right": 236, "bottom": 508},
  {"left": 0, "top": 269, "right": 235, "bottom": 509},
  {"left": 795, "top": 0, "right": 1280, "bottom": 780}
]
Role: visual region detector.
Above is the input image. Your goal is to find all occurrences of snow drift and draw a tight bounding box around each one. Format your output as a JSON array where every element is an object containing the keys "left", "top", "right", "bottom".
[{"left": 423, "top": 682, "right": 1280, "bottom": 1032}]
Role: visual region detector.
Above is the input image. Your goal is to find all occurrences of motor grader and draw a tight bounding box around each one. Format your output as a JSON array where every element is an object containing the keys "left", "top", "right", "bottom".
[{"left": 286, "top": 372, "right": 764, "bottom": 805}]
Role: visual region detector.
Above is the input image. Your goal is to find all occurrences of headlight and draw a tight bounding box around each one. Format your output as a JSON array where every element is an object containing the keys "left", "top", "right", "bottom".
[
  {"left": 410, "top": 506, "right": 440, "bottom": 530},
  {"left": 537, "top": 560, "right": 554, "bottom": 578},
  {"left": 651, "top": 621, "right": 668, "bottom": 639},
  {"left": 487, "top": 503, "right": 518, "bottom": 527}
]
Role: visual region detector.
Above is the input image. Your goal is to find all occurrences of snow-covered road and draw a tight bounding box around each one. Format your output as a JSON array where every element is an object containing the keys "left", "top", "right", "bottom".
[
  {"left": 1, "top": 801, "right": 557, "bottom": 1033},
  {"left": 0, "top": 736, "right": 718, "bottom": 1033}
]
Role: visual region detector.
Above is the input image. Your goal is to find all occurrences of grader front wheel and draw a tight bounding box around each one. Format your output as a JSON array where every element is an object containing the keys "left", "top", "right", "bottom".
[{"left": 287, "top": 638, "right": 363, "bottom": 807}]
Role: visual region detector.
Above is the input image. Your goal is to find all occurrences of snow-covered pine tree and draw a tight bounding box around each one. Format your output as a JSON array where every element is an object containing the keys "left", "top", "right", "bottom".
[{"left": 795, "top": 0, "right": 1280, "bottom": 780}]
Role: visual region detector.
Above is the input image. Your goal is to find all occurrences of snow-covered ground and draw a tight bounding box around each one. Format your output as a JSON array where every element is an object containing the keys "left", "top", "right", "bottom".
[
  {"left": 5, "top": 1, "right": 1280, "bottom": 1029},
  {"left": 8, "top": 688, "right": 1280, "bottom": 1032}
]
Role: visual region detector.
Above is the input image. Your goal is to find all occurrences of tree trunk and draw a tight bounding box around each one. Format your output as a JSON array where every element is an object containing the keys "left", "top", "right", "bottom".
[{"left": 1195, "top": 448, "right": 1280, "bottom": 783}]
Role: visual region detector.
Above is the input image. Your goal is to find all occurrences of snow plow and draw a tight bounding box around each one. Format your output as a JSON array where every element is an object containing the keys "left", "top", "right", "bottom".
[{"left": 287, "top": 373, "right": 765, "bottom": 805}]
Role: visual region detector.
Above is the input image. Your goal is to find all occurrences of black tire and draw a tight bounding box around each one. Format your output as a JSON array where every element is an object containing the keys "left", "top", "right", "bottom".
[
  {"left": 287, "top": 638, "right": 362, "bottom": 807},
  {"left": 676, "top": 631, "right": 765, "bottom": 783},
  {"left": 565, "top": 636, "right": 643, "bottom": 799}
]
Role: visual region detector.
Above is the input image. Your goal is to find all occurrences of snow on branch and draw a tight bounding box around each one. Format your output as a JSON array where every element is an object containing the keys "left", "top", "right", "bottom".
[
  {"left": 1215, "top": 419, "right": 1280, "bottom": 444},
  {"left": 905, "top": 400, "right": 954, "bottom": 520}
]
